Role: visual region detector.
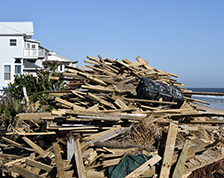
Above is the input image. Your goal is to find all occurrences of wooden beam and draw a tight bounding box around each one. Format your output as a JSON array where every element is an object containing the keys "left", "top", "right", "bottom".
[
  {"left": 74, "top": 138, "right": 86, "bottom": 178},
  {"left": 159, "top": 123, "right": 178, "bottom": 178},
  {"left": 53, "top": 142, "right": 65, "bottom": 178}
]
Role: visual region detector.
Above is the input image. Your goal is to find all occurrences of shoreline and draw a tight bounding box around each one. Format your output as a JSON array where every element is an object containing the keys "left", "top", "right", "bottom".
[{"left": 195, "top": 103, "right": 224, "bottom": 115}]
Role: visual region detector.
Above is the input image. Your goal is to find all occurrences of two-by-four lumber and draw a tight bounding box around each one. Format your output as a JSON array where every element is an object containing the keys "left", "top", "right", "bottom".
[
  {"left": 74, "top": 138, "right": 86, "bottom": 178},
  {"left": 53, "top": 142, "right": 65, "bottom": 178},
  {"left": 125, "top": 154, "right": 162, "bottom": 178},
  {"left": 159, "top": 123, "right": 178, "bottom": 178},
  {"left": 172, "top": 139, "right": 190, "bottom": 178}
]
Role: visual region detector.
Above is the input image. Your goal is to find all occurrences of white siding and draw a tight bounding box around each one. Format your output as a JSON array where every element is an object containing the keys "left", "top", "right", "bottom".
[{"left": 0, "top": 35, "right": 23, "bottom": 87}]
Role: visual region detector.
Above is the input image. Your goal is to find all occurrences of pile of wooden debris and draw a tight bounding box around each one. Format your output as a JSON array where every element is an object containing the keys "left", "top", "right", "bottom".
[{"left": 1, "top": 55, "right": 224, "bottom": 178}]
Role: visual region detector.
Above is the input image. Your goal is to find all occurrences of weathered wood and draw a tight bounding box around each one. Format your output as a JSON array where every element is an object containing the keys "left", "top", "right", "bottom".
[
  {"left": 55, "top": 97, "right": 83, "bottom": 109},
  {"left": 2, "top": 136, "right": 22, "bottom": 147},
  {"left": 26, "top": 158, "right": 53, "bottom": 172},
  {"left": 183, "top": 150, "right": 224, "bottom": 175},
  {"left": 66, "top": 110, "right": 147, "bottom": 120},
  {"left": 115, "top": 98, "right": 129, "bottom": 110},
  {"left": 12, "top": 164, "right": 41, "bottom": 178},
  {"left": 86, "top": 127, "right": 129, "bottom": 146},
  {"left": 86, "top": 64, "right": 116, "bottom": 76},
  {"left": 172, "top": 139, "right": 190, "bottom": 178},
  {"left": 122, "top": 98, "right": 177, "bottom": 105},
  {"left": 81, "top": 85, "right": 115, "bottom": 93},
  {"left": 159, "top": 123, "right": 178, "bottom": 178},
  {"left": 87, "top": 93, "right": 116, "bottom": 109},
  {"left": 0, "top": 143, "right": 35, "bottom": 152},
  {"left": 16, "top": 112, "right": 51, "bottom": 121},
  {"left": 53, "top": 142, "right": 65, "bottom": 178},
  {"left": 67, "top": 135, "right": 74, "bottom": 160},
  {"left": 22, "top": 137, "right": 45, "bottom": 155},
  {"left": 102, "top": 158, "right": 122, "bottom": 167},
  {"left": 74, "top": 138, "right": 86, "bottom": 178},
  {"left": 125, "top": 154, "right": 161, "bottom": 178},
  {"left": 183, "top": 96, "right": 210, "bottom": 105},
  {"left": 87, "top": 55, "right": 119, "bottom": 73},
  {"left": 17, "top": 132, "right": 56, "bottom": 135},
  {"left": 0, "top": 153, "right": 23, "bottom": 159}
]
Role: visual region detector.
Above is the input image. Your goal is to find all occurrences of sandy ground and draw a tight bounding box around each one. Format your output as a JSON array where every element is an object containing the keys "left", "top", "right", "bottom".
[{"left": 195, "top": 103, "right": 224, "bottom": 116}]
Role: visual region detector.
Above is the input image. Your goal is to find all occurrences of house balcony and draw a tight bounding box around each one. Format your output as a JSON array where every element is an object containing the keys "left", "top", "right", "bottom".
[{"left": 23, "top": 48, "right": 45, "bottom": 59}]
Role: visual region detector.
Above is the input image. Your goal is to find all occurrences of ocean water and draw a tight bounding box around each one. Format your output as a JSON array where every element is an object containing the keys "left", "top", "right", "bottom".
[{"left": 187, "top": 88, "right": 224, "bottom": 109}]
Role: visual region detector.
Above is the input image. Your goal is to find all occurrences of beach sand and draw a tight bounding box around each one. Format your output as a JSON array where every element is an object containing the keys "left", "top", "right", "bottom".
[{"left": 196, "top": 103, "right": 224, "bottom": 115}]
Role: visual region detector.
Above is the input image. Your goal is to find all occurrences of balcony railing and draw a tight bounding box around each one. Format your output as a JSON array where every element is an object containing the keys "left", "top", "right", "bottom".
[{"left": 23, "top": 48, "right": 45, "bottom": 58}]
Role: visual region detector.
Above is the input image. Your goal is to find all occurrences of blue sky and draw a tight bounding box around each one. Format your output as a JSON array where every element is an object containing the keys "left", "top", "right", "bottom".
[{"left": 1, "top": 0, "right": 224, "bottom": 88}]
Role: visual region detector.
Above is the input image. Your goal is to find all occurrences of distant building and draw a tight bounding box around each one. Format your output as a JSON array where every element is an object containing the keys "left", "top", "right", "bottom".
[
  {"left": 0, "top": 22, "right": 72, "bottom": 90},
  {"left": 43, "top": 51, "right": 72, "bottom": 72}
]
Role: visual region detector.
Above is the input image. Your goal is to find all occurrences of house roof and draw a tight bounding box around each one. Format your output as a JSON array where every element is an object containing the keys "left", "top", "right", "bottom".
[
  {"left": 23, "top": 60, "right": 41, "bottom": 69},
  {"left": 46, "top": 52, "right": 71, "bottom": 63},
  {"left": 0, "top": 22, "right": 34, "bottom": 36}
]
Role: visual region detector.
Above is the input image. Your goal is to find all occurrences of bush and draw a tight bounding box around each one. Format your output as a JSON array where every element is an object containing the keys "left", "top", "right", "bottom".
[{"left": 7, "top": 61, "right": 66, "bottom": 102}]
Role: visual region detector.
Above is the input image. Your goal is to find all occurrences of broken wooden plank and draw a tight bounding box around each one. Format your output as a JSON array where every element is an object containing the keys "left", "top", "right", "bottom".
[
  {"left": 55, "top": 97, "right": 84, "bottom": 109},
  {"left": 86, "top": 127, "right": 129, "bottom": 146},
  {"left": 22, "top": 137, "right": 45, "bottom": 155},
  {"left": 26, "top": 158, "right": 53, "bottom": 172},
  {"left": 12, "top": 164, "right": 41, "bottom": 178},
  {"left": 0, "top": 153, "right": 23, "bottom": 159},
  {"left": 172, "top": 139, "right": 190, "bottom": 178},
  {"left": 67, "top": 135, "right": 74, "bottom": 160},
  {"left": 74, "top": 138, "right": 86, "bottom": 178},
  {"left": 159, "top": 123, "right": 178, "bottom": 178},
  {"left": 53, "top": 142, "right": 65, "bottom": 178},
  {"left": 87, "top": 93, "right": 116, "bottom": 109},
  {"left": 2, "top": 136, "right": 22, "bottom": 147}
]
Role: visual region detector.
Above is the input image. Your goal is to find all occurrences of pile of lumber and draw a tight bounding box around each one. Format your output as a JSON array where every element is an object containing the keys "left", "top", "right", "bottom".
[{"left": 1, "top": 55, "right": 224, "bottom": 178}]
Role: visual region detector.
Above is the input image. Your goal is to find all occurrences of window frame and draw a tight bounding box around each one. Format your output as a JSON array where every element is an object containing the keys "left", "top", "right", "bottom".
[
  {"left": 9, "top": 39, "right": 17, "bottom": 47},
  {"left": 15, "top": 65, "right": 21, "bottom": 76},
  {"left": 4, "top": 64, "right": 11, "bottom": 81}
]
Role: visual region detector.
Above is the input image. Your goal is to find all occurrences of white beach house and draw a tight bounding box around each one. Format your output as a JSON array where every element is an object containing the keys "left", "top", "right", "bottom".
[{"left": 0, "top": 22, "right": 71, "bottom": 91}]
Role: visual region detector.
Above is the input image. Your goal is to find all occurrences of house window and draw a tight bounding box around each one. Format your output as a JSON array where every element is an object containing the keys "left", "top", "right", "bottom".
[
  {"left": 4, "top": 65, "right": 11, "bottom": 80},
  {"left": 27, "top": 43, "right": 30, "bottom": 48},
  {"left": 10, "top": 39, "right": 17, "bottom": 46},
  {"left": 15, "top": 65, "right": 21, "bottom": 76},
  {"left": 32, "top": 45, "right": 35, "bottom": 49}
]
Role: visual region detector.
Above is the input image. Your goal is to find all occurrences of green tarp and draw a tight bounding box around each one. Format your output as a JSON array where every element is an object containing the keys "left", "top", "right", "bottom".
[{"left": 108, "top": 151, "right": 153, "bottom": 178}]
